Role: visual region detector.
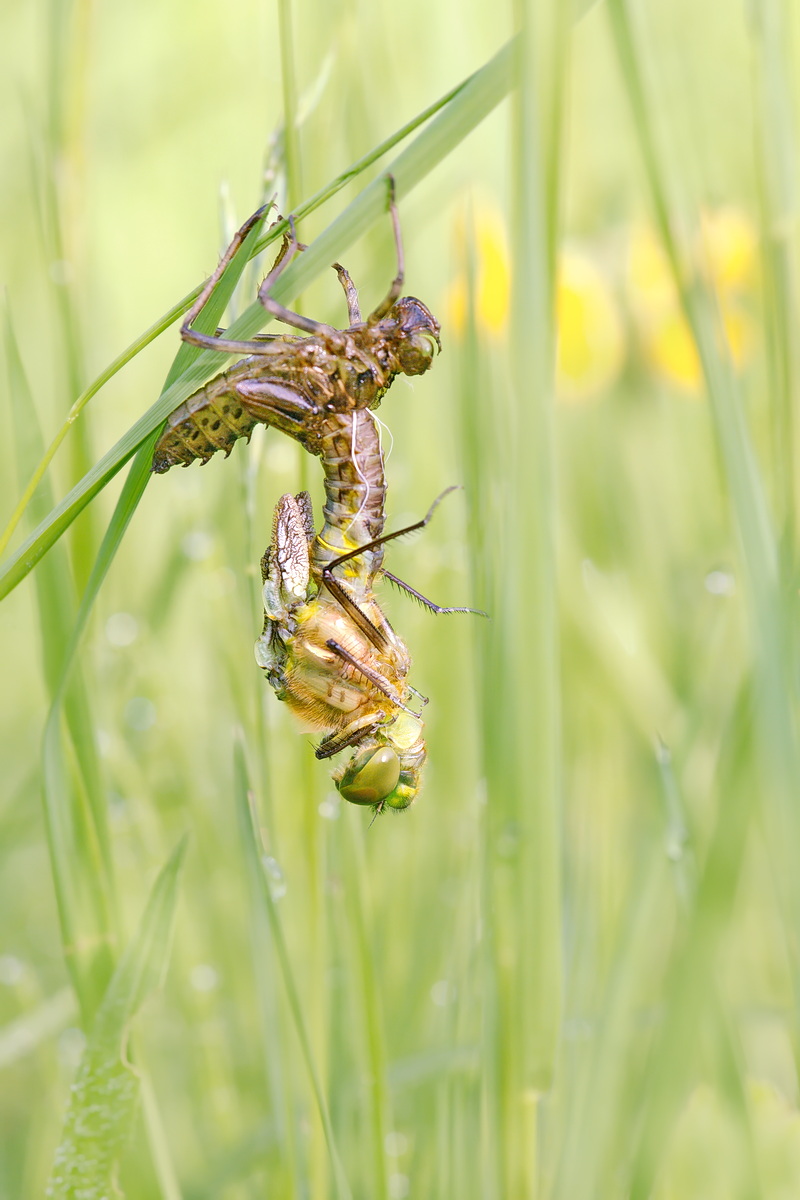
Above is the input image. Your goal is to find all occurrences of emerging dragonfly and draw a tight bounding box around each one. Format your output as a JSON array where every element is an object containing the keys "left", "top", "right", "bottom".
[
  {"left": 153, "top": 181, "right": 481, "bottom": 811},
  {"left": 254, "top": 348, "right": 478, "bottom": 816},
  {"left": 256, "top": 484, "right": 462, "bottom": 813}
]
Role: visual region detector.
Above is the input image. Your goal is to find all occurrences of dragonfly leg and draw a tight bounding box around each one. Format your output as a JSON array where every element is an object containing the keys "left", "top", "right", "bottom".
[
  {"left": 318, "top": 488, "right": 465, "bottom": 648},
  {"left": 325, "top": 487, "right": 459, "bottom": 575},
  {"left": 315, "top": 714, "right": 384, "bottom": 760},
  {"left": 318, "top": 572, "right": 391, "bottom": 655},
  {"left": 257, "top": 216, "right": 345, "bottom": 342},
  {"left": 368, "top": 175, "right": 405, "bottom": 322},
  {"left": 333, "top": 263, "right": 363, "bottom": 325},
  {"left": 180, "top": 205, "right": 308, "bottom": 357},
  {"left": 381, "top": 569, "right": 488, "bottom": 618},
  {"left": 323, "top": 486, "right": 487, "bottom": 617},
  {"left": 325, "top": 638, "right": 419, "bottom": 717},
  {"left": 212, "top": 328, "right": 301, "bottom": 344}
]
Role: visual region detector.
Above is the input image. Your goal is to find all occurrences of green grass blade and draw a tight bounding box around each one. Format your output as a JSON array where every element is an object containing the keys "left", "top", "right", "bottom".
[
  {"left": 0, "top": 204, "right": 268, "bottom": 604},
  {"left": 0, "top": 298, "right": 193, "bottom": 561},
  {"left": 510, "top": 0, "right": 567, "bottom": 1084},
  {"left": 7, "top": 302, "right": 117, "bottom": 1021},
  {"left": 277, "top": 0, "right": 303, "bottom": 210},
  {"left": 41, "top": 438, "right": 157, "bottom": 1021},
  {"left": 607, "top": 0, "right": 800, "bottom": 1189},
  {"left": 0, "top": 36, "right": 517, "bottom": 605},
  {"left": 750, "top": 0, "right": 800, "bottom": 539},
  {"left": 551, "top": 846, "right": 670, "bottom": 1199},
  {"left": 233, "top": 740, "right": 354, "bottom": 1200},
  {"left": 46, "top": 837, "right": 188, "bottom": 1200},
  {"left": 625, "top": 697, "right": 756, "bottom": 1199},
  {"left": 458, "top": 9, "right": 567, "bottom": 1194},
  {"left": 341, "top": 820, "right": 392, "bottom": 1200},
  {"left": 5, "top": 303, "right": 106, "bottom": 823}
]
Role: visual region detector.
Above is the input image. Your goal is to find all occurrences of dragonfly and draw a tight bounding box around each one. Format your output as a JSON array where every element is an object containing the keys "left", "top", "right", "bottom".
[
  {"left": 256, "top": 450, "right": 476, "bottom": 813},
  {"left": 153, "top": 180, "right": 481, "bottom": 811}
]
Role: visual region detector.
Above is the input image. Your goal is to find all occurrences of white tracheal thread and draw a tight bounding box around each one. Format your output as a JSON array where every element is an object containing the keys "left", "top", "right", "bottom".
[
  {"left": 341, "top": 409, "right": 372, "bottom": 539},
  {"left": 373, "top": 411, "right": 394, "bottom": 465}
]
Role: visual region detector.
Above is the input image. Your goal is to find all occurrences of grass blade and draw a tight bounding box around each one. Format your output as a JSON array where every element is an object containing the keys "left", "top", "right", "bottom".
[
  {"left": 233, "top": 739, "right": 354, "bottom": 1200},
  {"left": 46, "top": 837, "right": 187, "bottom": 1200},
  {"left": 35, "top": 216, "right": 245, "bottom": 1021},
  {"left": 35, "top": 203, "right": 246, "bottom": 1019},
  {"left": 606, "top": 0, "right": 800, "bottom": 1189}
]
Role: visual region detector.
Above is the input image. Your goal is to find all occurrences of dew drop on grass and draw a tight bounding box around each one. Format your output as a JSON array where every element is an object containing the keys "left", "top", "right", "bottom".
[
  {"left": 105, "top": 612, "right": 139, "bottom": 647},
  {"left": 318, "top": 792, "right": 341, "bottom": 820},
  {"left": 430, "top": 980, "right": 456, "bottom": 1007},
  {"left": 125, "top": 697, "right": 157, "bottom": 732},
  {"left": 182, "top": 530, "right": 214, "bottom": 561},
  {"left": 389, "top": 1172, "right": 410, "bottom": 1199},
  {"left": 190, "top": 964, "right": 219, "bottom": 992},
  {"left": 58, "top": 1027, "right": 86, "bottom": 1069},
  {"left": 385, "top": 1131, "right": 409, "bottom": 1157},
  {"left": 0, "top": 955, "right": 25, "bottom": 985},
  {"left": 705, "top": 569, "right": 735, "bottom": 596},
  {"left": 262, "top": 856, "right": 287, "bottom": 901}
]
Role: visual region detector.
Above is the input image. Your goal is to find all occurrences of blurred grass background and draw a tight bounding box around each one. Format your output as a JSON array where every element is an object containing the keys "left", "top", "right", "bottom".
[{"left": 3, "top": 0, "right": 800, "bottom": 1196}]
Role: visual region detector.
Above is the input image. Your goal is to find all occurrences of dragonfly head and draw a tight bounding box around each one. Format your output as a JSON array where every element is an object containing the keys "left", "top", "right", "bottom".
[
  {"left": 335, "top": 718, "right": 426, "bottom": 813},
  {"left": 386, "top": 297, "right": 442, "bottom": 378}
]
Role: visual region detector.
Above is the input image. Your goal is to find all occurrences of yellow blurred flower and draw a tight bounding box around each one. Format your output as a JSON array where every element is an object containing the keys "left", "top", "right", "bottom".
[
  {"left": 700, "top": 205, "right": 757, "bottom": 293},
  {"left": 555, "top": 250, "right": 626, "bottom": 402},
  {"left": 627, "top": 210, "right": 757, "bottom": 394},
  {"left": 627, "top": 224, "right": 678, "bottom": 319},
  {"left": 447, "top": 207, "right": 625, "bottom": 401},
  {"left": 447, "top": 210, "right": 511, "bottom": 338},
  {"left": 644, "top": 304, "right": 752, "bottom": 392},
  {"left": 645, "top": 307, "right": 701, "bottom": 391}
]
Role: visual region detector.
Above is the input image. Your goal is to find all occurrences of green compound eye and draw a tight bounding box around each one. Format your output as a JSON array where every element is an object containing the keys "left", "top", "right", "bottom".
[{"left": 338, "top": 747, "right": 401, "bottom": 806}]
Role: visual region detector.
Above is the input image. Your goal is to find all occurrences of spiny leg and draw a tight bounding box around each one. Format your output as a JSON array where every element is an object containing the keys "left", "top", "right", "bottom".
[
  {"left": 368, "top": 175, "right": 405, "bottom": 322},
  {"left": 318, "top": 572, "right": 392, "bottom": 655},
  {"left": 181, "top": 204, "right": 270, "bottom": 345},
  {"left": 315, "top": 713, "right": 383, "bottom": 760},
  {"left": 178, "top": 179, "right": 404, "bottom": 357},
  {"left": 382, "top": 570, "right": 488, "bottom": 617},
  {"left": 324, "top": 485, "right": 487, "bottom": 618},
  {"left": 323, "top": 487, "right": 458, "bottom": 579},
  {"left": 318, "top": 487, "right": 461, "bottom": 650},
  {"left": 325, "top": 638, "right": 420, "bottom": 718},
  {"left": 262, "top": 239, "right": 365, "bottom": 332}
]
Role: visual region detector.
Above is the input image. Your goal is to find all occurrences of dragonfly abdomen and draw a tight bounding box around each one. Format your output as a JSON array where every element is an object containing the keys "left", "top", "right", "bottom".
[
  {"left": 312, "top": 410, "right": 388, "bottom": 586},
  {"left": 151, "top": 374, "right": 260, "bottom": 473}
]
